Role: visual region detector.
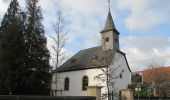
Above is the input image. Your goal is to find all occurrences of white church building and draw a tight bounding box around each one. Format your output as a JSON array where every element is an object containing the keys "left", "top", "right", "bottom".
[{"left": 51, "top": 10, "right": 131, "bottom": 97}]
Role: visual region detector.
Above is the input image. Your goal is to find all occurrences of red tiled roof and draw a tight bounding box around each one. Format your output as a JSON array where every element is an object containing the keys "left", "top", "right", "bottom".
[{"left": 133, "top": 66, "right": 170, "bottom": 83}]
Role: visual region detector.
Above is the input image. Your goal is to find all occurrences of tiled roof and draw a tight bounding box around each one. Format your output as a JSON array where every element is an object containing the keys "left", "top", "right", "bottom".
[
  {"left": 133, "top": 66, "right": 170, "bottom": 83},
  {"left": 55, "top": 46, "right": 129, "bottom": 72}
]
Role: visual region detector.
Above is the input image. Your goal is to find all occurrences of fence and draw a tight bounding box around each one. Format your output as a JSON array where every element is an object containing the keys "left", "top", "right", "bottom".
[
  {"left": 0, "top": 95, "right": 96, "bottom": 100},
  {"left": 0, "top": 89, "right": 50, "bottom": 95},
  {"left": 50, "top": 89, "right": 63, "bottom": 96},
  {"left": 134, "top": 96, "right": 170, "bottom": 100},
  {"left": 102, "top": 91, "right": 126, "bottom": 100}
]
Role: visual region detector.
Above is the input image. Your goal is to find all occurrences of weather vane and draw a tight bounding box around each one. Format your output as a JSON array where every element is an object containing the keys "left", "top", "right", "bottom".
[{"left": 108, "top": 0, "right": 111, "bottom": 11}]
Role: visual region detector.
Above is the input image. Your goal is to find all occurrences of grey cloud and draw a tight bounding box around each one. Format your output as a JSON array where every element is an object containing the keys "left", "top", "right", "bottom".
[
  {"left": 117, "top": 0, "right": 170, "bottom": 32},
  {"left": 3, "top": 0, "right": 10, "bottom": 3},
  {"left": 122, "top": 36, "right": 170, "bottom": 71},
  {"left": 123, "top": 36, "right": 170, "bottom": 51}
]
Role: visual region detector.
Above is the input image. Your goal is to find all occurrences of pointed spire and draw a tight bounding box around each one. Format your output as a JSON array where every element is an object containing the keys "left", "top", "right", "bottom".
[{"left": 101, "top": 11, "right": 116, "bottom": 33}]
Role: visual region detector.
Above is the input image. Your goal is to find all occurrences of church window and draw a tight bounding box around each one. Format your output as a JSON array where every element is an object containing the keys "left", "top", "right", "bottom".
[
  {"left": 106, "top": 37, "right": 109, "bottom": 42},
  {"left": 115, "top": 38, "right": 118, "bottom": 43},
  {"left": 120, "top": 69, "right": 124, "bottom": 79},
  {"left": 92, "top": 55, "right": 97, "bottom": 61},
  {"left": 70, "top": 59, "right": 76, "bottom": 63},
  {"left": 82, "top": 76, "right": 88, "bottom": 90},
  {"left": 120, "top": 74, "right": 122, "bottom": 79},
  {"left": 64, "top": 77, "right": 69, "bottom": 91}
]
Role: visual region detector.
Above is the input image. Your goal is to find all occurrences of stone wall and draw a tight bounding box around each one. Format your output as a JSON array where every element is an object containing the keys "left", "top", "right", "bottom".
[{"left": 0, "top": 95, "right": 96, "bottom": 100}]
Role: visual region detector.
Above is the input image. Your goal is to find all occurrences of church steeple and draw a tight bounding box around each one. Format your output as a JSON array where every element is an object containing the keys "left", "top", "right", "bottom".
[
  {"left": 100, "top": 9, "right": 120, "bottom": 51},
  {"left": 102, "top": 11, "right": 116, "bottom": 32}
]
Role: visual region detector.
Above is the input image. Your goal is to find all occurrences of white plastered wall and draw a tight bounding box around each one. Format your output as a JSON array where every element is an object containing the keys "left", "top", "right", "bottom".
[{"left": 51, "top": 52, "right": 131, "bottom": 96}]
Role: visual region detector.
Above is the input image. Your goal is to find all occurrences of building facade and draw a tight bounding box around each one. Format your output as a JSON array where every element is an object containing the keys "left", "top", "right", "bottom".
[{"left": 51, "top": 11, "right": 131, "bottom": 97}]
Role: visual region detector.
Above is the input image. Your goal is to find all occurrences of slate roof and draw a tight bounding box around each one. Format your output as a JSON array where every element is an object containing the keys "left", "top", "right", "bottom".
[
  {"left": 100, "top": 11, "right": 119, "bottom": 34},
  {"left": 104, "top": 11, "right": 116, "bottom": 30},
  {"left": 56, "top": 46, "right": 128, "bottom": 72}
]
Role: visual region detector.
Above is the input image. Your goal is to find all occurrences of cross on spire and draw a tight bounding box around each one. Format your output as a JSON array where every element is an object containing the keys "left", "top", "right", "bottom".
[{"left": 108, "top": 0, "right": 110, "bottom": 11}]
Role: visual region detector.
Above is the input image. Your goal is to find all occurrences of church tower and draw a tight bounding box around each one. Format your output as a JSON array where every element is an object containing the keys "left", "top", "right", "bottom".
[{"left": 100, "top": 11, "right": 120, "bottom": 51}]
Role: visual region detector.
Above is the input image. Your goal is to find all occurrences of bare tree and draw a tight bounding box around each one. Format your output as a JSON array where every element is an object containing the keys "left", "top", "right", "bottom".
[
  {"left": 94, "top": 38, "right": 124, "bottom": 100},
  {"left": 146, "top": 64, "right": 169, "bottom": 97},
  {"left": 50, "top": 4, "right": 68, "bottom": 95},
  {"left": 50, "top": 6, "right": 68, "bottom": 70}
]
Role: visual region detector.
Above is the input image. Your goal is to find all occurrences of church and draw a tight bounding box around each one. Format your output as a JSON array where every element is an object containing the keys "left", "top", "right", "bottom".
[{"left": 51, "top": 9, "right": 131, "bottom": 97}]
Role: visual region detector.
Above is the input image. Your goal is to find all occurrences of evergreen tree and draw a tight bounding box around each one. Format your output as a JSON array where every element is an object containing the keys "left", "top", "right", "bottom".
[
  {"left": 0, "top": 0, "right": 25, "bottom": 94},
  {"left": 25, "top": 0, "right": 51, "bottom": 92}
]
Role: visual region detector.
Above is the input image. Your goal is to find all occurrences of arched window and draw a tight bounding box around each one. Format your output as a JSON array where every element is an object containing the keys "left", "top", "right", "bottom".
[
  {"left": 82, "top": 76, "right": 88, "bottom": 90},
  {"left": 64, "top": 77, "right": 69, "bottom": 91}
]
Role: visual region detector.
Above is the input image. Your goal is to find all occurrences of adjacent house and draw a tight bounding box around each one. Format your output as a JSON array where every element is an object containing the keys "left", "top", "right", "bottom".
[{"left": 132, "top": 66, "right": 170, "bottom": 96}]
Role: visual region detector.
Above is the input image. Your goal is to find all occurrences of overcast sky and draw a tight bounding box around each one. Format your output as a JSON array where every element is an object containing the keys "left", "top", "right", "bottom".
[{"left": 0, "top": 0, "right": 170, "bottom": 71}]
